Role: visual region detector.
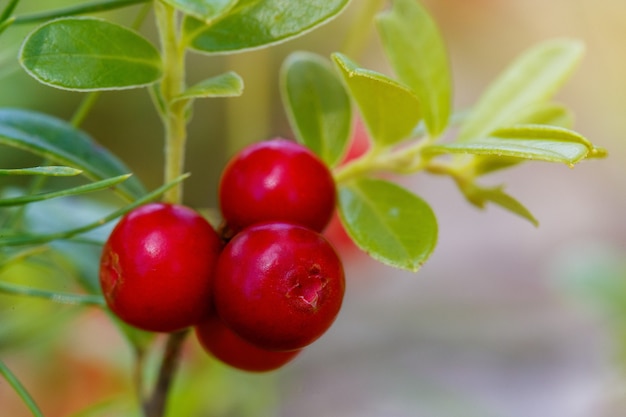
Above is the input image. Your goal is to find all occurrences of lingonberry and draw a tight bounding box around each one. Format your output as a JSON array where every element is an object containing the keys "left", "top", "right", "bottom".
[
  {"left": 218, "top": 138, "right": 336, "bottom": 233},
  {"left": 195, "top": 313, "right": 301, "bottom": 372},
  {"left": 99, "top": 202, "right": 221, "bottom": 333},
  {"left": 213, "top": 222, "right": 345, "bottom": 352}
]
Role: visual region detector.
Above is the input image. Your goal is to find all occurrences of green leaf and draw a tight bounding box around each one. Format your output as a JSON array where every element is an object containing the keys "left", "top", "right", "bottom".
[
  {"left": 332, "top": 53, "right": 422, "bottom": 148},
  {"left": 0, "top": 174, "right": 131, "bottom": 207},
  {"left": 461, "top": 183, "right": 538, "bottom": 226},
  {"left": 0, "top": 360, "right": 44, "bottom": 417},
  {"left": 493, "top": 124, "right": 593, "bottom": 147},
  {"left": 0, "top": 108, "right": 147, "bottom": 201},
  {"left": 162, "top": 0, "right": 238, "bottom": 22},
  {"left": 471, "top": 155, "right": 525, "bottom": 176},
  {"left": 471, "top": 104, "right": 575, "bottom": 175},
  {"left": 280, "top": 51, "right": 352, "bottom": 167},
  {"left": 184, "top": 0, "right": 350, "bottom": 53},
  {"left": 457, "top": 38, "right": 585, "bottom": 142},
  {"left": 338, "top": 178, "right": 437, "bottom": 271},
  {"left": 19, "top": 17, "right": 162, "bottom": 91},
  {"left": 424, "top": 124, "right": 596, "bottom": 166},
  {"left": 0, "top": 166, "right": 82, "bottom": 176},
  {"left": 0, "top": 173, "right": 188, "bottom": 246},
  {"left": 173, "top": 71, "right": 243, "bottom": 102},
  {"left": 376, "top": 0, "right": 452, "bottom": 137}
]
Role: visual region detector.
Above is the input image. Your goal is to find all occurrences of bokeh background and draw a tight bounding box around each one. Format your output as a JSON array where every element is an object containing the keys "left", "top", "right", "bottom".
[{"left": 1, "top": 0, "right": 626, "bottom": 416}]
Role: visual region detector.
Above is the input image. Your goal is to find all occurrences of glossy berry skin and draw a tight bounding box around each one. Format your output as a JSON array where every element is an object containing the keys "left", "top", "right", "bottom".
[
  {"left": 218, "top": 138, "right": 336, "bottom": 233},
  {"left": 99, "top": 202, "right": 221, "bottom": 333},
  {"left": 213, "top": 222, "right": 345, "bottom": 352},
  {"left": 195, "top": 313, "right": 301, "bottom": 372}
]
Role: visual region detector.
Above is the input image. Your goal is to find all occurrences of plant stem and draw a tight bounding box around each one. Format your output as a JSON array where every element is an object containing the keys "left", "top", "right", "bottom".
[
  {"left": 143, "top": 330, "right": 189, "bottom": 417},
  {"left": 333, "top": 139, "right": 432, "bottom": 184},
  {"left": 154, "top": 1, "right": 189, "bottom": 204},
  {"left": 71, "top": 92, "right": 102, "bottom": 127},
  {"left": 139, "top": 5, "right": 192, "bottom": 417}
]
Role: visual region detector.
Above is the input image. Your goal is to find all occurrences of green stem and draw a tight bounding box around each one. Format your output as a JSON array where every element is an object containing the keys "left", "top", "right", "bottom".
[
  {"left": 333, "top": 139, "right": 433, "bottom": 184},
  {"left": 138, "top": 4, "right": 193, "bottom": 417},
  {"left": 0, "top": 360, "right": 45, "bottom": 417},
  {"left": 13, "top": 0, "right": 149, "bottom": 25},
  {"left": 70, "top": 92, "right": 102, "bottom": 127},
  {"left": 154, "top": 1, "right": 189, "bottom": 204}
]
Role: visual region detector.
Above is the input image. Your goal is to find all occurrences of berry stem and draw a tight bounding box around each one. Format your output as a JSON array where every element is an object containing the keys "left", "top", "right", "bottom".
[{"left": 143, "top": 330, "right": 189, "bottom": 417}]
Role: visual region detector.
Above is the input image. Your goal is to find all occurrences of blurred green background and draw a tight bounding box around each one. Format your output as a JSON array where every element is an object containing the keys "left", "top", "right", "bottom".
[{"left": 2, "top": 0, "right": 626, "bottom": 416}]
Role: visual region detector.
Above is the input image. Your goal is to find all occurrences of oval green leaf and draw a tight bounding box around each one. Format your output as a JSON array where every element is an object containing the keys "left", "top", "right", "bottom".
[
  {"left": 338, "top": 178, "right": 437, "bottom": 272},
  {"left": 173, "top": 71, "right": 244, "bottom": 102},
  {"left": 184, "top": 0, "right": 350, "bottom": 53},
  {"left": 19, "top": 17, "right": 162, "bottom": 91},
  {"left": 280, "top": 51, "right": 352, "bottom": 167},
  {"left": 376, "top": 0, "right": 452, "bottom": 138},
  {"left": 457, "top": 38, "right": 585, "bottom": 142},
  {"left": 332, "top": 53, "right": 422, "bottom": 148},
  {"left": 162, "top": 0, "right": 238, "bottom": 22},
  {"left": 0, "top": 108, "right": 146, "bottom": 201}
]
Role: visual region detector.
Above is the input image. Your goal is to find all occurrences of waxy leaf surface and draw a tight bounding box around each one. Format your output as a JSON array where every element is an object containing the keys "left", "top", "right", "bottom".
[
  {"left": 185, "top": 0, "right": 349, "bottom": 53},
  {"left": 281, "top": 52, "right": 351, "bottom": 167},
  {"left": 174, "top": 71, "right": 244, "bottom": 102},
  {"left": 332, "top": 53, "right": 422, "bottom": 148},
  {"left": 19, "top": 17, "right": 162, "bottom": 91},
  {"left": 338, "top": 178, "right": 437, "bottom": 272}
]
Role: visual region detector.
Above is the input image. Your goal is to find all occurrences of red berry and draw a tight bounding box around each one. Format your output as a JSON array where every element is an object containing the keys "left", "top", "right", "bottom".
[
  {"left": 99, "top": 202, "right": 221, "bottom": 333},
  {"left": 213, "top": 222, "right": 345, "bottom": 351},
  {"left": 195, "top": 313, "right": 301, "bottom": 372},
  {"left": 218, "top": 138, "right": 336, "bottom": 233}
]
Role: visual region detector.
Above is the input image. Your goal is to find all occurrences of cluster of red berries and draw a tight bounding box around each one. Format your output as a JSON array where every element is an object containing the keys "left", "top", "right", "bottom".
[{"left": 99, "top": 139, "right": 344, "bottom": 372}]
